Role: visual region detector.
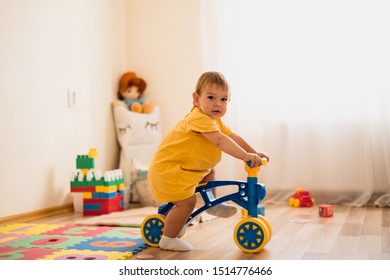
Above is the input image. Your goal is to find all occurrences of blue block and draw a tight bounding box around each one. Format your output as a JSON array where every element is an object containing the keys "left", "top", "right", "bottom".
[
  {"left": 91, "top": 192, "right": 117, "bottom": 199},
  {"left": 84, "top": 204, "right": 101, "bottom": 210}
]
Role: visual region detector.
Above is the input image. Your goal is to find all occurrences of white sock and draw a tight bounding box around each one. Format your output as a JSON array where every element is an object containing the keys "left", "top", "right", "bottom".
[
  {"left": 159, "top": 235, "right": 193, "bottom": 251},
  {"left": 206, "top": 203, "right": 237, "bottom": 218}
]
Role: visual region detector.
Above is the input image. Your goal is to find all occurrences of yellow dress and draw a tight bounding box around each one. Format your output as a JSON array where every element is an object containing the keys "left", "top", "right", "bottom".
[{"left": 148, "top": 107, "right": 231, "bottom": 202}]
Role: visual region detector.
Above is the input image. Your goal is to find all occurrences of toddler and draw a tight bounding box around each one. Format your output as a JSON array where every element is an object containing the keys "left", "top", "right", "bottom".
[{"left": 148, "top": 72, "right": 269, "bottom": 251}]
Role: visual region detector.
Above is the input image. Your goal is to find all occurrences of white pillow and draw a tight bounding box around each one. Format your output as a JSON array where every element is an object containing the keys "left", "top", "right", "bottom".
[
  {"left": 113, "top": 105, "right": 162, "bottom": 157},
  {"left": 112, "top": 104, "right": 162, "bottom": 206}
]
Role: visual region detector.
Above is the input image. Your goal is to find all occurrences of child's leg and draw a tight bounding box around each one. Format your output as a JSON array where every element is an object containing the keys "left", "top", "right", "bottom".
[
  {"left": 201, "top": 168, "right": 216, "bottom": 185},
  {"left": 201, "top": 169, "right": 237, "bottom": 218},
  {"left": 163, "top": 195, "right": 196, "bottom": 237},
  {"left": 159, "top": 195, "right": 196, "bottom": 251}
]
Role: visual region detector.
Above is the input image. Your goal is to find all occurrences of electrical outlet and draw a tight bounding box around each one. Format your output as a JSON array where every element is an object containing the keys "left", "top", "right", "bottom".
[{"left": 67, "top": 89, "right": 77, "bottom": 108}]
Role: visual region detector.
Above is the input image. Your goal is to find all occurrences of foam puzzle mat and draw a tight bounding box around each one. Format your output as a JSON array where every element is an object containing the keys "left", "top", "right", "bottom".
[{"left": 0, "top": 223, "right": 147, "bottom": 260}]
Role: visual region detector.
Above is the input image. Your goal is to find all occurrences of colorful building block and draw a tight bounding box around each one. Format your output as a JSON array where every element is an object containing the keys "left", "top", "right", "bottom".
[
  {"left": 76, "top": 155, "right": 95, "bottom": 171},
  {"left": 70, "top": 148, "right": 124, "bottom": 215},
  {"left": 289, "top": 188, "right": 315, "bottom": 207},
  {"left": 319, "top": 204, "right": 334, "bottom": 217}
]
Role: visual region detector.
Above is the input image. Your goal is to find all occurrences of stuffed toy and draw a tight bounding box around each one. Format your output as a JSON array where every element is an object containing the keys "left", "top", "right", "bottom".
[{"left": 115, "top": 71, "right": 153, "bottom": 113}]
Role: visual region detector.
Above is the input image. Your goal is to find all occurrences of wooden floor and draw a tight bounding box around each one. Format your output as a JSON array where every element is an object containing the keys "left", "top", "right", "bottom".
[{"left": 9, "top": 202, "right": 390, "bottom": 260}]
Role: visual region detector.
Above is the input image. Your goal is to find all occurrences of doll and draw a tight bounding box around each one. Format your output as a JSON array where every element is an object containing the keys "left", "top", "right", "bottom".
[{"left": 116, "top": 72, "right": 153, "bottom": 113}]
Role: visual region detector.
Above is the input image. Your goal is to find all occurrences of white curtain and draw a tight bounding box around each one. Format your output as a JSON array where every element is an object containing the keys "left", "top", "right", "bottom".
[{"left": 201, "top": 0, "right": 390, "bottom": 206}]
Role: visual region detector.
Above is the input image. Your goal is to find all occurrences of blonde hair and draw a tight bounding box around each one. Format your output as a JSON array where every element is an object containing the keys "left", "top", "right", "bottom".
[{"left": 195, "top": 71, "right": 230, "bottom": 94}]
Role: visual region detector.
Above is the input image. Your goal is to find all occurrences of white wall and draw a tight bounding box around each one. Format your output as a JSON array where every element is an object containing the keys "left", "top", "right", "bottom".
[
  {"left": 0, "top": 0, "right": 128, "bottom": 217},
  {"left": 0, "top": 0, "right": 204, "bottom": 218},
  {"left": 125, "top": 0, "right": 203, "bottom": 133}
]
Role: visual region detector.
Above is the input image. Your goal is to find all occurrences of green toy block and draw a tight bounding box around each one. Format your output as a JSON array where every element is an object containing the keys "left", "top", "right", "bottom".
[
  {"left": 70, "top": 171, "right": 124, "bottom": 187},
  {"left": 70, "top": 176, "right": 105, "bottom": 187},
  {"left": 76, "top": 155, "right": 95, "bottom": 170}
]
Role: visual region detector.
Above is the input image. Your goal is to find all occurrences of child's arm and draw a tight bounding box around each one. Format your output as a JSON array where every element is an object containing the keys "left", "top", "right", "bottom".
[
  {"left": 229, "top": 132, "right": 270, "bottom": 162},
  {"left": 202, "top": 131, "right": 262, "bottom": 167}
]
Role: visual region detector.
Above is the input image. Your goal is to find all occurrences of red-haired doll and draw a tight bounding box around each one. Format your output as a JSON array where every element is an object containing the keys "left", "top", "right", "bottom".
[{"left": 116, "top": 72, "right": 152, "bottom": 113}]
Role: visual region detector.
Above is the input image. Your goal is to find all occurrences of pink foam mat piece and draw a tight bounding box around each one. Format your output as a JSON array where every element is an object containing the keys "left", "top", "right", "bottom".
[{"left": 0, "top": 247, "right": 60, "bottom": 260}]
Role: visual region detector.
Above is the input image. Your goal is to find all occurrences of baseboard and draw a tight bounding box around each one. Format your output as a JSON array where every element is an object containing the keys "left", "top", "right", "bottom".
[{"left": 0, "top": 204, "right": 74, "bottom": 225}]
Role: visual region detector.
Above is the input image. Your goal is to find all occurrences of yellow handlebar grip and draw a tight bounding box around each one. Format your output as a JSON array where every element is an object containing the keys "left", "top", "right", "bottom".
[
  {"left": 245, "top": 158, "right": 267, "bottom": 177},
  {"left": 245, "top": 163, "right": 260, "bottom": 177}
]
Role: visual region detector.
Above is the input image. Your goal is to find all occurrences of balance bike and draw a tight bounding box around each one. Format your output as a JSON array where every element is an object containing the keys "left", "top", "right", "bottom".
[{"left": 141, "top": 159, "right": 271, "bottom": 253}]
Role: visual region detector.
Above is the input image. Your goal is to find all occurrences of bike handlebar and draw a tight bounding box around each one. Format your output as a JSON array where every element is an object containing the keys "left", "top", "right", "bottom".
[
  {"left": 245, "top": 157, "right": 267, "bottom": 177},
  {"left": 246, "top": 158, "right": 268, "bottom": 168}
]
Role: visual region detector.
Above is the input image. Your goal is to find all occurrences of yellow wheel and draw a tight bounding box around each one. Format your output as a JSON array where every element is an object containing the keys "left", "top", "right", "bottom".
[
  {"left": 293, "top": 199, "right": 300, "bottom": 207},
  {"left": 141, "top": 214, "right": 165, "bottom": 247},
  {"left": 288, "top": 197, "right": 294, "bottom": 206},
  {"left": 233, "top": 217, "right": 270, "bottom": 253},
  {"left": 257, "top": 215, "right": 272, "bottom": 243}
]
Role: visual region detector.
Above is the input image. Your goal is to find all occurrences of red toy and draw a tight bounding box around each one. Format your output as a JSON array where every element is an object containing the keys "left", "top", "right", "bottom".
[
  {"left": 289, "top": 188, "right": 315, "bottom": 207},
  {"left": 319, "top": 204, "right": 334, "bottom": 217}
]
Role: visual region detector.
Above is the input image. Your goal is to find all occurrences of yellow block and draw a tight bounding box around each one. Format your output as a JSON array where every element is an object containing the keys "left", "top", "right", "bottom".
[
  {"left": 83, "top": 192, "right": 92, "bottom": 199},
  {"left": 96, "top": 185, "right": 117, "bottom": 193},
  {"left": 88, "top": 148, "right": 98, "bottom": 158}
]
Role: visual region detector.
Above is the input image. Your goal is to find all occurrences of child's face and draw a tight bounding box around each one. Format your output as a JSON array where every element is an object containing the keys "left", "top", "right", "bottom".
[
  {"left": 122, "top": 86, "right": 140, "bottom": 100},
  {"left": 192, "top": 84, "right": 230, "bottom": 119}
]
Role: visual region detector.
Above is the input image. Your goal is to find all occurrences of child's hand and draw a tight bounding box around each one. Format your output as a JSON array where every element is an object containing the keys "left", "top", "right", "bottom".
[
  {"left": 243, "top": 153, "right": 262, "bottom": 168},
  {"left": 257, "top": 152, "right": 270, "bottom": 163}
]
